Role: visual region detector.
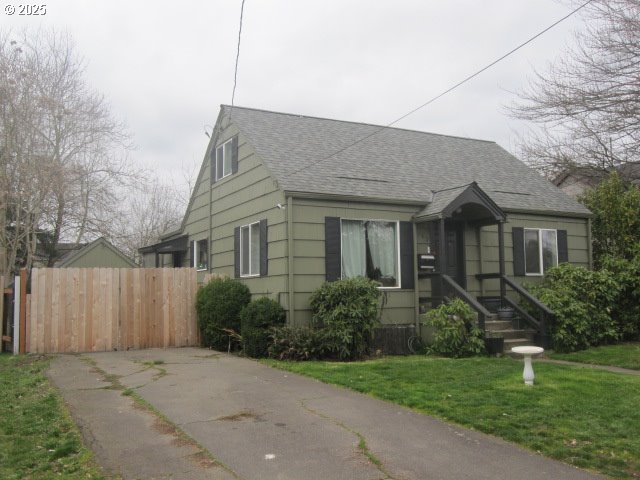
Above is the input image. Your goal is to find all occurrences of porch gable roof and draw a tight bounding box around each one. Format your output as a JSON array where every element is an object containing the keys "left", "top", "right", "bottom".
[{"left": 414, "top": 182, "right": 506, "bottom": 223}]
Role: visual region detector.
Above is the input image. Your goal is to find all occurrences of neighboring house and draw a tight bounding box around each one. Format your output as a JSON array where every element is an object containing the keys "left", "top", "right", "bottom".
[
  {"left": 553, "top": 163, "right": 640, "bottom": 198},
  {"left": 40, "top": 237, "right": 137, "bottom": 268},
  {"left": 140, "top": 105, "right": 592, "bottom": 345}
]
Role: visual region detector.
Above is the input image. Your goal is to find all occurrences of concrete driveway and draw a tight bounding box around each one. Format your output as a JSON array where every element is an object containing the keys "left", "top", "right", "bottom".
[{"left": 48, "top": 348, "right": 602, "bottom": 480}]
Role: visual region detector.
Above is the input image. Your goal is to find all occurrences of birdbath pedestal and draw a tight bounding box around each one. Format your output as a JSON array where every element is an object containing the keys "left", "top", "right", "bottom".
[{"left": 511, "top": 346, "right": 544, "bottom": 386}]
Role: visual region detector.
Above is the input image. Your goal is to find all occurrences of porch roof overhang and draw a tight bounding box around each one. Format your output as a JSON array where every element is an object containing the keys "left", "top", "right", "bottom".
[
  {"left": 413, "top": 182, "right": 506, "bottom": 224},
  {"left": 138, "top": 235, "right": 189, "bottom": 255}
]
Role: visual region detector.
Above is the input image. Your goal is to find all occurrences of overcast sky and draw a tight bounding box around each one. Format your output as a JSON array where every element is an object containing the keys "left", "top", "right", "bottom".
[{"left": 3, "top": 0, "right": 586, "bottom": 192}]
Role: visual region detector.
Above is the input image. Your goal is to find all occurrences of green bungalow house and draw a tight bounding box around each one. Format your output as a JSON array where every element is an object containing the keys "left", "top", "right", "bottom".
[{"left": 140, "top": 105, "right": 592, "bottom": 350}]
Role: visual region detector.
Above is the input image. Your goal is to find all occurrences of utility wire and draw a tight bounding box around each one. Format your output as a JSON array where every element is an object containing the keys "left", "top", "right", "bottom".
[
  {"left": 280, "top": 0, "right": 593, "bottom": 180},
  {"left": 231, "top": 0, "right": 246, "bottom": 108}
]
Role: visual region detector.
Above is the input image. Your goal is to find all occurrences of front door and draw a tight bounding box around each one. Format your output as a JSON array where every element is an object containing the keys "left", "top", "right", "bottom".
[{"left": 444, "top": 223, "right": 466, "bottom": 288}]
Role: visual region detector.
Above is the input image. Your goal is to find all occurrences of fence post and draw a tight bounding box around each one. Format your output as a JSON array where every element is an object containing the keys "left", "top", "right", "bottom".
[
  {"left": 12, "top": 274, "right": 20, "bottom": 354},
  {"left": 19, "top": 269, "right": 27, "bottom": 353}
]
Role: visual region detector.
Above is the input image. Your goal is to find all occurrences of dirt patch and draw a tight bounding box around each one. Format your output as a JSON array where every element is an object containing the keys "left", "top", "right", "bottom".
[
  {"left": 190, "top": 451, "right": 219, "bottom": 469},
  {"left": 216, "top": 410, "right": 261, "bottom": 422},
  {"left": 153, "top": 417, "right": 179, "bottom": 436}
]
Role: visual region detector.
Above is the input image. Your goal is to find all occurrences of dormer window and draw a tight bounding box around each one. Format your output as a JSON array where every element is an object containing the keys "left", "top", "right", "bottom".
[
  {"left": 215, "top": 138, "right": 234, "bottom": 181},
  {"left": 211, "top": 135, "right": 239, "bottom": 184}
]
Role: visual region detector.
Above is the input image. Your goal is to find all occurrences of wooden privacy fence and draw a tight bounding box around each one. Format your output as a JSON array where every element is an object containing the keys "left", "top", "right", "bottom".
[{"left": 26, "top": 268, "right": 198, "bottom": 354}]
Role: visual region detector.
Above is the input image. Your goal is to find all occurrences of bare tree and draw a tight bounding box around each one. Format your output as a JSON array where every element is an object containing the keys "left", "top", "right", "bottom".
[
  {"left": 510, "top": 0, "right": 640, "bottom": 180},
  {"left": 113, "top": 176, "right": 186, "bottom": 264},
  {"left": 0, "top": 29, "right": 134, "bottom": 276}
]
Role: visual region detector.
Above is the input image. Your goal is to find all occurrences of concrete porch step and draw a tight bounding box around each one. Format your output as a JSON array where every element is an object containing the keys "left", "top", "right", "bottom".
[
  {"left": 490, "top": 329, "right": 536, "bottom": 340},
  {"left": 485, "top": 320, "right": 512, "bottom": 332},
  {"left": 504, "top": 338, "right": 537, "bottom": 350}
]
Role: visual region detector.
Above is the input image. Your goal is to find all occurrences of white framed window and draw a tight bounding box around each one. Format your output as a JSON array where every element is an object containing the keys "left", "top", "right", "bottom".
[
  {"left": 340, "top": 219, "right": 400, "bottom": 288},
  {"left": 240, "top": 222, "right": 260, "bottom": 277},
  {"left": 525, "top": 228, "right": 558, "bottom": 275},
  {"left": 215, "top": 138, "right": 234, "bottom": 180},
  {"left": 192, "top": 239, "right": 208, "bottom": 271}
]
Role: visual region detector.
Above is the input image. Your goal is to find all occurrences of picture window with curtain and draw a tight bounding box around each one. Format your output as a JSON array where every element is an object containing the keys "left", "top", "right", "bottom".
[
  {"left": 193, "top": 239, "right": 208, "bottom": 271},
  {"left": 340, "top": 219, "right": 399, "bottom": 287},
  {"left": 240, "top": 222, "right": 260, "bottom": 277},
  {"left": 524, "top": 228, "right": 557, "bottom": 275},
  {"left": 215, "top": 138, "right": 234, "bottom": 180}
]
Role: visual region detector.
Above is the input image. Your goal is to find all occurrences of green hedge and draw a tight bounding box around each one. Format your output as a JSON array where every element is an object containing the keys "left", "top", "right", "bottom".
[
  {"left": 310, "top": 277, "right": 381, "bottom": 360},
  {"left": 526, "top": 263, "right": 619, "bottom": 352},
  {"left": 240, "top": 298, "right": 286, "bottom": 358},
  {"left": 195, "top": 277, "right": 251, "bottom": 350},
  {"left": 422, "top": 298, "right": 485, "bottom": 357}
]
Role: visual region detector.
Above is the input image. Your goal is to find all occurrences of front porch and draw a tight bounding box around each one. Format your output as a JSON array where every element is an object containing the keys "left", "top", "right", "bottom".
[{"left": 412, "top": 183, "right": 553, "bottom": 352}]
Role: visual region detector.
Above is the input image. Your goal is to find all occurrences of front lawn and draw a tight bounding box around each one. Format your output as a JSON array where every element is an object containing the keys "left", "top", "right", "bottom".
[
  {"left": 268, "top": 356, "right": 640, "bottom": 478},
  {"left": 549, "top": 343, "right": 640, "bottom": 370},
  {"left": 0, "top": 353, "right": 111, "bottom": 480}
]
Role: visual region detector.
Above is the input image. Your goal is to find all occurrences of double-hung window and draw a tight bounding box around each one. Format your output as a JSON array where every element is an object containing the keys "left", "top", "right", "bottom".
[
  {"left": 215, "top": 138, "right": 234, "bottom": 181},
  {"left": 192, "top": 239, "right": 208, "bottom": 271},
  {"left": 524, "top": 228, "right": 558, "bottom": 275},
  {"left": 340, "top": 219, "right": 399, "bottom": 287},
  {"left": 240, "top": 222, "right": 260, "bottom": 277}
]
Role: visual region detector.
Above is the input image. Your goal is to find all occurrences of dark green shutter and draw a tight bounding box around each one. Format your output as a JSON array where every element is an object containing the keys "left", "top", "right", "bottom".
[
  {"left": 557, "top": 230, "right": 568, "bottom": 263},
  {"left": 231, "top": 136, "right": 239, "bottom": 174},
  {"left": 210, "top": 148, "right": 217, "bottom": 184},
  {"left": 325, "top": 217, "right": 341, "bottom": 281},
  {"left": 259, "top": 219, "right": 268, "bottom": 276},
  {"left": 512, "top": 227, "right": 525, "bottom": 276},
  {"left": 234, "top": 227, "right": 240, "bottom": 278},
  {"left": 400, "top": 222, "right": 414, "bottom": 289}
]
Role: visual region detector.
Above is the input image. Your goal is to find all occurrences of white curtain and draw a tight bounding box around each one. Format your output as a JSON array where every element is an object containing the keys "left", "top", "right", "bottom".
[
  {"left": 341, "top": 220, "right": 366, "bottom": 278},
  {"left": 367, "top": 221, "right": 397, "bottom": 281}
]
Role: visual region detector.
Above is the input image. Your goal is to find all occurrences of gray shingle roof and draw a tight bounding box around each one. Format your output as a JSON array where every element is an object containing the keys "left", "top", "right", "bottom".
[{"left": 224, "top": 105, "right": 591, "bottom": 217}]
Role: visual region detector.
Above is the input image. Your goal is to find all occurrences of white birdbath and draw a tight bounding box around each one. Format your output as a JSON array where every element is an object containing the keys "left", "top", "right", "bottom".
[{"left": 511, "top": 346, "right": 544, "bottom": 386}]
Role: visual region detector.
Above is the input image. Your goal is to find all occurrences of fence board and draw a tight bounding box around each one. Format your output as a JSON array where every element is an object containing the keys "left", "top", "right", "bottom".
[{"left": 25, "top": 268, "right": 199, "bottom": 353}]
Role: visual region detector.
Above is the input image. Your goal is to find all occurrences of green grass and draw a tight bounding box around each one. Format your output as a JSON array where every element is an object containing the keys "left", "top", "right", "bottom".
[
  {"left": 549, "top": 343, "right": 640, "bottom": 370},
  {"left": 267, "top": 355, "right": 640, "bottom": 478},
  {"left": 0, "top": 353, "right": 112, "bottom": 480}
]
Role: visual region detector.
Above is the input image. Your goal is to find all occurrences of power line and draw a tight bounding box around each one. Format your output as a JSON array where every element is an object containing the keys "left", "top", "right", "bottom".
[
  {"left": 231, "top": 0, "right": 246, "bottom": 108},
  {"left": 281, "top": 0, "right": 593, "bottom": 180}
]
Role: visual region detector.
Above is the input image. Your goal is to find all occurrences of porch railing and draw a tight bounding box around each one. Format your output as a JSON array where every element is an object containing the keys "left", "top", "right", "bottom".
[
  {"left": 475, "top": 273, "right": 554, "bottom": 346},
  {"left": 441, "top": 274, "right": 491, "bottom": 331}
]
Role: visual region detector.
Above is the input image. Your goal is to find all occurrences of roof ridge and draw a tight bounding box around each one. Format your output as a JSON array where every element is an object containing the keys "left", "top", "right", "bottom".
[
  {"left": 431, "top": 182, "right": 475, "bottom": 194},
  {"left": 221, "top": 104, "right": 497, "bottom": 144}
]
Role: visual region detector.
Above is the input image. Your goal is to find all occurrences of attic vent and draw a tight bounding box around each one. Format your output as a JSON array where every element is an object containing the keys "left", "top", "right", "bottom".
[{"left": 335, "top": 176, "right": 390, "bottom": 183}]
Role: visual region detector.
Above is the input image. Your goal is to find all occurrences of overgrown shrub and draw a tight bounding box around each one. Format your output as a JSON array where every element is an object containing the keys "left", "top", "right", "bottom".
[
  {"left": 600, "top": 252, "right": 640, "bottom": 340},
  {"left": 526, "top": 263, "right": 619, "bottom": 352},
  {"left": 309, "top": 277, "right": 381, "bottom": 360},
  {"left": 579, "top": 172, "right": 640, "bottom": 266},
  {"left": 422, "top": 298, "right": 485, "bottom": 358},
  {"left": 195, "top": 277, "right": 251, "bottom": 350},
  {"left": 268, "top": 326, "right": 326, "bottom": 361},
  {"left": 240, "top": 298, "right": 286, "bottom": 358}
]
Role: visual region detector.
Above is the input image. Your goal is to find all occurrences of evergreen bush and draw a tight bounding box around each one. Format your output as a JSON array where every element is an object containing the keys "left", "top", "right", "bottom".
[
  {"left": 240, "top": 297, "right": 286, "bottom": 358},
  {"left": 268, "top": 326, "right": 326, "bottom": 361},
  {"left": 309, "top": 277, "right": 381, "bottom": 360},
  {"left": 422, "top": 298, "right": 485, "bottom": 357},
  {"left": 599, "top": 252, "right": 640, "bottom": 341},
  {"left": 195, "top": 277, "right": 251, "bottom": 350},
  {"left": 526, "top": 263, "right": 619, "bottom": 352}
]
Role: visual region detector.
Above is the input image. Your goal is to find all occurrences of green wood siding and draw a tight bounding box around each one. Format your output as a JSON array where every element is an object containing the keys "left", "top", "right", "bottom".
[
  {"left": 474, "top": 213, "right": 590, "bottom": 297},
  {"left": 180, "top": 122, "right": 288, "bottom": 302},
  {"left": 176, "top": 115, "right": 592, "bottom": 328},
  {"left": 290, "top": 198, "right": 418, "bottom": 326}
]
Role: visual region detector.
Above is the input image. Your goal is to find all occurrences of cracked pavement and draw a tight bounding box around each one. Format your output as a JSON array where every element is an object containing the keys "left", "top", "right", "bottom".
[{"left": 47, "top": 348, "right": 602, "bottom": 480}]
